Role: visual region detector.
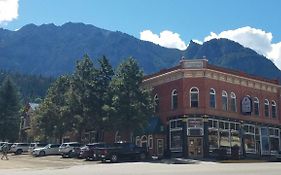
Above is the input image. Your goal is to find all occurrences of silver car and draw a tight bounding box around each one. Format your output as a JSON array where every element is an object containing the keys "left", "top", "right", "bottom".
[{"left": 32, "top": 144, "right": 61, "bottom": 156}]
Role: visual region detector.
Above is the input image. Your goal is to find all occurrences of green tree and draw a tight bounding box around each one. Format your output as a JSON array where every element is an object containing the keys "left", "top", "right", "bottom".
[
  {"left": 70, "top": 55, "right": 99, "bottom": 140},
  {"left": 36, "top": 75, "right": 73, "bottom": 143},
  {"left": 0, "top": 77, "right": 21, "bottom": 142},
  {"left": 110, "top": 58, "right": 154, "bottom": 137}
]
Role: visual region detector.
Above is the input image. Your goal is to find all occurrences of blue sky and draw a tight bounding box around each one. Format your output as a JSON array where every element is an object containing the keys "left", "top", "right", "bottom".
[{"left": 0, "top": 0, "right": 281, "bottom": 69}]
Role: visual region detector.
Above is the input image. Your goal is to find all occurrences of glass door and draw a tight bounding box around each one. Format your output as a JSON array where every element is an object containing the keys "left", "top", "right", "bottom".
[{"left": 188, "top": 137, "right": 203, "bottom": 158}]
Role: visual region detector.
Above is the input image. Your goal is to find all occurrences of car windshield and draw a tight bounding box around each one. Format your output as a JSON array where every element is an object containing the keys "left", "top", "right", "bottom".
[{"left": 43, "top": 144, "right": 51, "bottom": 149}]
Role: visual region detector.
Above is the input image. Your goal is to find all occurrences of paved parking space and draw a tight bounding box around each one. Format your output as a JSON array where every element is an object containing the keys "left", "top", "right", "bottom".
[{"left": 0, "top": 153, "right": 95, "bottom": 170}]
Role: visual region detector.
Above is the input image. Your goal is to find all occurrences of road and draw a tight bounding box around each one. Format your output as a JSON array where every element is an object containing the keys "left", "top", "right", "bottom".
[{"left": 0, "top": 154, "right": 280, "bottom": 175}]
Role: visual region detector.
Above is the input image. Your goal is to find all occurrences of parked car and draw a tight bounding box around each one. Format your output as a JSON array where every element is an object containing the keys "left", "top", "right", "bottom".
[
  {"left": 59, "top": 142, "right": 83, "bottom": 158},
  {"left": 10, "top": 143, "right": 30, "bottom": 155},
  {"left": 32, "top": 144, "right": 61, "bottom": 156},
  {"left": 28, "top": 143, "right": 48, "bottom": 153},
  {"left": 79, "top": 143, "right": 107, "bottom": 160},
  {"left": 97, "top": 142, "right": 148, "bottom": 163}
]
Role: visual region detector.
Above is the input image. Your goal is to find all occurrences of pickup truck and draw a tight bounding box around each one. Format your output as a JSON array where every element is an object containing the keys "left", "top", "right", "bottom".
[{"left": 97, "top": 142, "right": 148, "bottom": 163}]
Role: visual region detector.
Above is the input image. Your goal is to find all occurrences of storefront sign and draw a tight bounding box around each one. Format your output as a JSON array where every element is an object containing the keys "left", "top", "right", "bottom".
[
  {"left": 241, "top": 96, "right": 252, "bottom": 114},
  {"left": 188, "top": 119, "right": 203, "bottom": 128}
]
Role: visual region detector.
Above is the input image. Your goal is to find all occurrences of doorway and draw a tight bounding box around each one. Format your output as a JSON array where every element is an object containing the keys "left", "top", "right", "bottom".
[
  {"left": 188, "top": 137, "right": 203, "bottom": 158},
  {"left": 157, "top": 139, "right": 164, "bottom": 157}
]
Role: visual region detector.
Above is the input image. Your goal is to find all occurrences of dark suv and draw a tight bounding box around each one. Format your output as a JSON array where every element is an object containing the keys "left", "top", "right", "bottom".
[
  {"left": 79, "top": 143, "right": 107, "bottom": 160},
  {"left": 97, "top": 142, "right": 148, "bottom": 163}
]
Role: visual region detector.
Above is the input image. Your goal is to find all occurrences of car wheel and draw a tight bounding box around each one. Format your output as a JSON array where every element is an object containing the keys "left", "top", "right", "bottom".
[
  {"left": 110, "top": 154, "right": 118, "bottom": 163},
  {"left": 139, "top": 153, "right": 146, "bottom": 161},
  {"left": 39, "top": 151, "right": 45, "bottom": 156},
  {"left": 15, "top": 149, "right": 23, "bottom": 155}
]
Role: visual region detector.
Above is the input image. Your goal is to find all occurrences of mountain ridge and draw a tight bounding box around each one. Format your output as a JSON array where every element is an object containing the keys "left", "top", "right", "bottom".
[{"left": 0, "top": 22, "right": 280, "bottom": 82}]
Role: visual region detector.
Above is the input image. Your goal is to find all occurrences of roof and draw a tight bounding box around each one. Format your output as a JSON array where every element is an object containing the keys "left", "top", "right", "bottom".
[
  {"left": 144, "top": 59, "right": 279, "bottom": 85},
  {"left": 144, "top": 117, "right": 165, "bottom": 134}
]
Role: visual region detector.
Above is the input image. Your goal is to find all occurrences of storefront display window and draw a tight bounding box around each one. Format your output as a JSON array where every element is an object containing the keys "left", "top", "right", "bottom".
[
  {"left": 244, "top": 134, "right": 255, "bottom": 153},
  {"left": 270, "top": 137, "right": 279, "bottom": 154},
  {"left": 170, "top": 130, "right": 182, "bottom": 150},
  {"left": 220, "top": 131, "right": 231, "bottom": 148},
  {"left": 208, "top": 129, "right": 218, "bottom": 150},
  {"left": 231, "top": 132, "right": 240, "bottom": 147}
]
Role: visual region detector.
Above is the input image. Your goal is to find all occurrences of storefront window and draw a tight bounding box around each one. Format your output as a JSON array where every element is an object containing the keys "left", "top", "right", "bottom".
[
  {"left": 244, "top": 134, "right": 255, "bottom": 153},
  {"left": 219, "top": 131, "right": 231, "bottom": 148},
  {"left": 231, "top": 132, "right": 240, "bottom": 147},
  {"left": 261, "top": 127, "right": 270, "bottom": 155},
  {"left": 270, "top": 137, "right": 279, "bottom": 154},
  {"left": 208, "top": 129, "right": 219, "bottom": 151},
  {"left": 170, "top": 130, "right": 182, "bottom": 150}
]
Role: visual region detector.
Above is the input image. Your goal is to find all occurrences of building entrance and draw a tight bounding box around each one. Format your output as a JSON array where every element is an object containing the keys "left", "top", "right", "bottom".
[{"left": 188, "top": 137, "right": 203, "bottom": 158}]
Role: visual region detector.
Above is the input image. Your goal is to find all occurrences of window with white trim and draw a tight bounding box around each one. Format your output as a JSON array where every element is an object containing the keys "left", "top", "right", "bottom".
[
  {"left": 171, "top": 89, "right": 178, "bottom": 110},
  {"left": 264, "top": 99, "right": 269, "bottom": 117},
  {"left": 222, "top": 91, "right": 228, "bottom": 111},
  {"left": 169, "top": 119, "right": 183, "bottom": 151},
  {"left": 253, "top": 97, "right": 259, "bottom": 116},
  {"left": 272, "top": 101, "right": 277, "bottom": 119},
  {"left": 209, "top": 88, "right": 216, "bottom": 108},
  {"left": 190, "top": 87, "right": 199, "bottom": 108},
  {"left": 243, "top": 124, "right": 256, "bottom": 153},
  {"left": 148, "top": 135, "right": 153, "bottom": 149},
  {"left": 154, "top": 94, "right": 159, "bottom": 113},
  {"left": 230, "top": 92, "right": 237, "bottom": 112}
]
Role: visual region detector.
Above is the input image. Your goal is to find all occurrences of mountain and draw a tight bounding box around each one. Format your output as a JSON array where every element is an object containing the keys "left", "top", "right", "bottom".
[
  {"left": 184, "top": 39, "right": 281, "bottom": 81},
  {"left": 0, "top": 22, "right": 181, "bottom": 76},
  {"left": 0, "top": 22, "right": 280, "bottom": 82}
]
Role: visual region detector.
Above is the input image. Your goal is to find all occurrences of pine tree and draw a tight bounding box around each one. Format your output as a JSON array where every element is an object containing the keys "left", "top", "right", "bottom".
[
  {"left": 110, "top": 58, "right": 153, "bottom": 136},
  {"left": 0, "top": 77, "right": 21, "bottom": 142}
]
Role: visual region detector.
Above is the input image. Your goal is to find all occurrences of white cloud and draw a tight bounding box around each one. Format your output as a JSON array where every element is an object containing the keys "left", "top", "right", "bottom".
[
  {"left": 0, "top": 0, "right": 19, "bottom": 24},
  {"left": 203, "top": 26, "right": 281, "bottom": 70},
  {"left": 140, "top": 30, "right": 187, "bottom": 50}
]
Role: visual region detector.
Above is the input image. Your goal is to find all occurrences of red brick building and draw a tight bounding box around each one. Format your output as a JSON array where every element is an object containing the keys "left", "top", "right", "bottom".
[{"left": 141, "top": 59, "right": 280, "bottom": 159}]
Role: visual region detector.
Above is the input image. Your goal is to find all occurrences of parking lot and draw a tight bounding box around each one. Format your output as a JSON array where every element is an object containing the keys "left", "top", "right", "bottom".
[
  {"left": 0, "top": 153, "right": 94, "bottom": 170},
  {"left": 1, "top": 154, "right": 281, "bottom": 175}
]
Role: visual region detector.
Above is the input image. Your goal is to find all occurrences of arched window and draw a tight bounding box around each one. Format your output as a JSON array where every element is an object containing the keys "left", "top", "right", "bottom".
[
  {"left": 190, "top": 87, "right": 199, "bottom": 108},
  {"left": 154, "top": 94, "right": 159, "bottom": 113},
  {"left": 141, "top": 135, "right": 148, "bottom": 148},
  {"left": 272, "top": 100, "right": 277, "bottom": 118},
  {"left": 171, "top": 89, "right": 178, "bottom": 110},
  {"left": 222, "top": 91, "right": 228, "bottom": 111},
  {"left": 209, "top": 88, "right": 216, "bottom": 108},
  {"left": 253, "top": 97, "right": 259, "bottom": 116},
  {"left": 264, "top": 99, "right": 269, "bottom": 117},
  {"left": 230, "top": 92, "right": 237, "bottom": 112}
]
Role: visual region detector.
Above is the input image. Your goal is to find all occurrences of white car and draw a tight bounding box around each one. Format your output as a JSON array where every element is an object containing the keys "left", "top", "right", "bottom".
[
  {"left": 28, "top": 143, "right": 48, "bottom": 153},
  {"left": 10, "top": 143, "right": 30, "bottom": 155},
  {"left": 32, "top": 144, "right": 61, "bottom": 156},
  {"left": 59, "top": 142, "right": 82, "bottom": 157}
]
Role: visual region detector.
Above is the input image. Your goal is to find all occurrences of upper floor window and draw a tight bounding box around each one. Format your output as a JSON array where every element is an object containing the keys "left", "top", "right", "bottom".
[
  {"left": 190, "top": 87, "right": 199, "bottom": 108},
  {"left": 171, "top": 89, "right": 178, "bottom": 110},
  {"left": 154, "top": 94, "right": 159, "bottom": 113},
  {"left": 222, "top": 90, "right": 228, "bottom": 111},
  {"left": 230, "top": 92, "right": 237, "bottom": 112},
  {"left": 272, "top": 101, "right": 277, "bottom": 118},
  {"left": 253, "top": 97, "right": 259, "bottom": 116},
  {"left": 264, "top": 99, "right": 269, "bottom": 117},
  {"left": 209, "top": 88, "right": 216, "bottom": 108}
]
